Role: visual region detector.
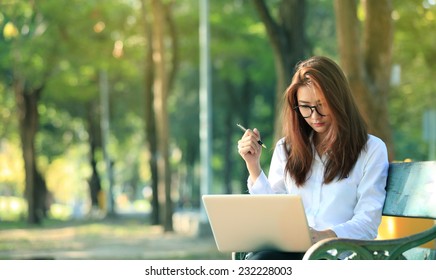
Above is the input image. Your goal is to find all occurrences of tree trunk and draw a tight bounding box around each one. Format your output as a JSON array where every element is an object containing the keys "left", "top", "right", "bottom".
[
  {"left": 86, "top": 101, "right": 103, "bottom": 210},
  {"left": 14, "top": 78, "right": 44, "bottom": 224},
  {"left": 34, "top": 168, "right": 49, "bottom": 218},
  {"left": 141, "top": 0, "right": 160, "bottom": 225},
  {"left": 252, "top": 0, "right": 308, "bottom": 141},
  {"left": 334, "top": 0, "right": 394, "bottom": 159},
  {"left": 152, "top": 0, "right": 173, "bottom": 232}
]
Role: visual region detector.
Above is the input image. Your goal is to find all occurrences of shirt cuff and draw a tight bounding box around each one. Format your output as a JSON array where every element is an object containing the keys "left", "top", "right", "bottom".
[{"left": 247, "top": 171, "right": 274, "bottom": 194}]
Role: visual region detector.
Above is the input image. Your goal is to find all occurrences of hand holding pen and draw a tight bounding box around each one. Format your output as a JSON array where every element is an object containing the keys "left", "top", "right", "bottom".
[
  {"left": 236, "top": 123, "right": 264, "bottom": 180},
  {"left": 236, "top": 123, "right": 267, "bottom": 148}
]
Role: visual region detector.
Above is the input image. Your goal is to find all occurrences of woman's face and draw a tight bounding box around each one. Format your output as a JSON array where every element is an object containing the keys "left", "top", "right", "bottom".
[{"left": 296, "top": 85, "right": 332, "bottom": 140}]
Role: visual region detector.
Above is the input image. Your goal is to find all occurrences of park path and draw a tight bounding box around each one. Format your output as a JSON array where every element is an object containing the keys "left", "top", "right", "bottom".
[{"left": 0, "top": 215, "right": 229, "bottom": 260}]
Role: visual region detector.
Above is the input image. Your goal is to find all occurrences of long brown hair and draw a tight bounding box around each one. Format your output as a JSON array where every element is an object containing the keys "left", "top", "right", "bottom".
[{"left": 282, "top": 56, "right": 367, "bottom": 186}]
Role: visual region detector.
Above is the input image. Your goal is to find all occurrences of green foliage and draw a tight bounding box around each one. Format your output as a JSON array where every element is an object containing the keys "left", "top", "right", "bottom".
[
  {"left": 0, "top": 141, "right": 25, "bottom": 196},
  {"left": 307, "top": 0, "right": 337, "bottom": 58},
  {"left": 390, "top": 0, "right": 436, "bottom": 161},
  {"left": 0, "top": 0, "right": 147, "bottom": 216},
  {"left": 0, "top": 84, "right": 16, "bottom": 140},
  {"left": 0, "top": 196, "right": 27, "bottom": 221},
  {"left": 0, "top": 0, "right": 435, "bottom": 221}
]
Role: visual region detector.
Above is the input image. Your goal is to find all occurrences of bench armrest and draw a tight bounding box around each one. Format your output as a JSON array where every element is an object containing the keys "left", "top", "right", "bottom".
[{"left": 303, "top": 225, "right": 436, "bottom": 260}]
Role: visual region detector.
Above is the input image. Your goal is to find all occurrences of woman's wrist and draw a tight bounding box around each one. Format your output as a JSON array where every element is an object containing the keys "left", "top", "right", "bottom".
[
  {"left": 309, "top": 228, "right": 337, "bottom": 244},
  {"left": 247, "top": 164, "right": 262, "bottom": 181}
]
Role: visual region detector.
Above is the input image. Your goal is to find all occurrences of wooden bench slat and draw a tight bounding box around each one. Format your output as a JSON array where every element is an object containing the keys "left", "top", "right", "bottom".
[
  {"left": 403, "top": 247, "right": 436, "bottom": 260},
  {"left": 383, "top": 161, "right": 436, "bottom": 219}
]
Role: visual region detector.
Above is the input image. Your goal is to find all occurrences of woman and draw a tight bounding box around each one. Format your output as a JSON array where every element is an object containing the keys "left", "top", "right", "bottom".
[{"left": 237, "top": 56, "right": 389, "bottom": 260}]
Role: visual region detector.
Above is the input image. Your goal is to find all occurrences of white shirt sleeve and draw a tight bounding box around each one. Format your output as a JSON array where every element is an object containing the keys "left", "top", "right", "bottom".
[
  {"left": 330, "top": 136, "right": 389, "bottom": 239},
  {"left": 248, "top": 138, "right": 288, "bottom": 194}
]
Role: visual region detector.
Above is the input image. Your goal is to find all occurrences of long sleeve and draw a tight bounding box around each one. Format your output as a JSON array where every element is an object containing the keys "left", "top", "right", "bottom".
[
  {"left": 248, "top": 138, "right": 288, "bottom": 194},
  {"left": 329, "top": 136, "right": 389, "bottom": 239}
]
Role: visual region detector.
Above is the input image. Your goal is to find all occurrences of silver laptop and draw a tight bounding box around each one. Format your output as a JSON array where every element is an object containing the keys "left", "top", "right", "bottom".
[{"left": 202, "top": 194, "right": 312, "bottom": 253}]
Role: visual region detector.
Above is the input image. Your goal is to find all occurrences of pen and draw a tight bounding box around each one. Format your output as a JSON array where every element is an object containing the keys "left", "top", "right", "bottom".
[{"left": 236, "top": 123, "right": 267, "bottom": 149}]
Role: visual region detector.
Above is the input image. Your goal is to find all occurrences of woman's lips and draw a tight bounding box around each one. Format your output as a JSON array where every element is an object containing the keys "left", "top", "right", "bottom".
[{"left": 312, "top": 122, "right": 325, "bottom": 127}]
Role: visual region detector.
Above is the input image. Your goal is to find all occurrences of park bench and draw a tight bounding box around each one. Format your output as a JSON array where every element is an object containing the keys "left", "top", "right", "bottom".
[{"left": 234, "top": 160, "right": 436, "bottom": 260}]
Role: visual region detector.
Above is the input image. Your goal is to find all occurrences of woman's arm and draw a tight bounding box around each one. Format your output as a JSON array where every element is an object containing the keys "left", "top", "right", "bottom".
[
  {"left": 310, "top": 228, "right": 337, "bottom": 244},
  {"left": 331, "top": 136, "right": 389, "bottom": 239},
  {"left": 248, "top": 138, "right": 288, "bottom": 194}
]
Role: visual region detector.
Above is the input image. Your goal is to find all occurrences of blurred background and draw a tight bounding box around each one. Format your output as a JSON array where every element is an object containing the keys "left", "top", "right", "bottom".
[{"left": 0, "top": 0, "right": 435, "bottom": 258}]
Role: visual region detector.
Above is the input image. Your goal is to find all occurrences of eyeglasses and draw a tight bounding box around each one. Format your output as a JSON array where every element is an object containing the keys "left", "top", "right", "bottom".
[{"left": 293, "top": 104, "right": 327, "bottom": 118}]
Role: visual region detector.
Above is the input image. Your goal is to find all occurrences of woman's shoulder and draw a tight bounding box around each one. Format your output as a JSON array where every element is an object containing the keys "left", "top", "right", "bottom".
[
  {"left": 275, "top": 137, "right": 290, "bottom": 151},
  {"left": 276, "top": 137, "right": 286, "bottom": 146},
  {"left": 366, "top": 134, "right": 387, "bottom": 147},
  {"left": 272, "top": 137, "right": 289, "bottom": 159},
  {"left": 365, "top": 134, "right": 388, "bottom": 157}
]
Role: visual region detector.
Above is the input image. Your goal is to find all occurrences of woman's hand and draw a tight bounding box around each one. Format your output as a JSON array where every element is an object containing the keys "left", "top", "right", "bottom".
[{"left": 237, "top": 128, "right": 263, "bottom": 181}]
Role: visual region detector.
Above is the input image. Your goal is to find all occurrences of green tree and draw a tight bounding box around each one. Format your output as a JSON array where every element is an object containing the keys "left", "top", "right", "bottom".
[
  {"left": 1, "top": 0, "right": 141, "bottom": 222},
  {"left": 209, "top": 1, "right": 276, "bottom": 194},
  {"left": 2, "top": 1, "right": 59, "bottom": 223},
  {"left": 389, "top": 0, "right": 436, "bottom": 161},
  {"left": 334, "top": 0, "right": 395, "bottom": 159},
  {"left": 252, "top": 0, "right": 309, "bottom": 141},
  {"left": 144, "top": 0, "right": 178, "bottom": 231}
]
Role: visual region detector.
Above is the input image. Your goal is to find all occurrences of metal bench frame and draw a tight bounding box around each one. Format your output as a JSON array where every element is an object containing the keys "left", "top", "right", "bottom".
[{"left": 233, "top": 161, "right": 436, "bottom": 260}]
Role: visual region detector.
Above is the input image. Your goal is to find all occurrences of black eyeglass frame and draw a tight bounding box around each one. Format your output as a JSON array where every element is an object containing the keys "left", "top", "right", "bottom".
[{"left": 293, "top": 105, "right": 327, "bottom": 118}]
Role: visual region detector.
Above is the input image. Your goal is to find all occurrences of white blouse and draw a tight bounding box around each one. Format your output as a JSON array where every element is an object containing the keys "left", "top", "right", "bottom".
[{"left": 248, "top": 134, "right": 389, "bottom": 240}]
